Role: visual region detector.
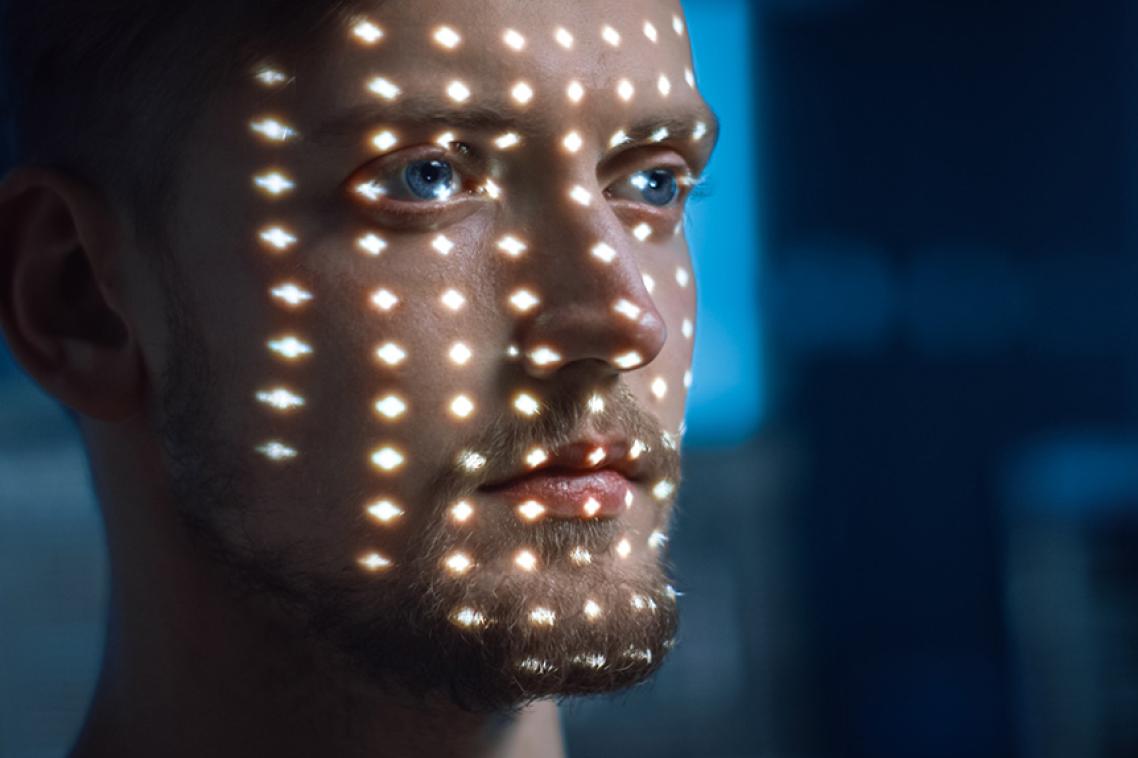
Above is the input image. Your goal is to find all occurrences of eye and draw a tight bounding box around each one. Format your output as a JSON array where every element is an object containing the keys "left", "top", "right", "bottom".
[
  {"left": 402, "top": 158, "right": 460, "bottom": 201},
  {"left": 610, "top": 167, "right": 682, "bottom": 207}
]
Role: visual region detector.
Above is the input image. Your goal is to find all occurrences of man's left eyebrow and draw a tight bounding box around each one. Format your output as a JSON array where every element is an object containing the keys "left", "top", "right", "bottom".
[{"left": 302, "top": 98, "right": 524, "bottom": 148}]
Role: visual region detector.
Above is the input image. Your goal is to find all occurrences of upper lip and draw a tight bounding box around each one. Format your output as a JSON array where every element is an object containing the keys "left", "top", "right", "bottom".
[{"left": 479, "top": 436, "right": 647, "bottom": 491}]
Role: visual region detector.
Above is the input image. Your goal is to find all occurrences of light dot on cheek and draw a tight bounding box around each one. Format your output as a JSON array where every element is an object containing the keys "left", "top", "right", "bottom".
[
  {"left": 449, "top": 394, "right": 476, "bottom": 420},
  {"left": 359, "top": 552, "right": 393, "bottom": 572},
  {"left": 258, "top": 224, "right": 296, "bottom": 251},
  {"left": 503, "top": 28, "right": 526, "bottom": 51},
  {"left": 601, "top": 24, "right": 621, "bottom": 46},
  {"left": 433, "top": 25, "right": 462, "bottom": 49},
  {"left": 617, "top": 79, "right": 635, "bottom": 102},
  {"left": 566, "top": 80, "right": 585, "bottom": 104},
  {"left": 651, "top": 377, "right": 668, "bottom": 400},
  {"left": 554, "top": 26, "right": 574, "bottom": 49},
  {"left": 371, "top": 288, "right": 400, "bottom": 312},
  {"left": 351, "top": 18, "right": 384, "bottom": 45},
  {"left": 368, "top": 77, "right": 401, "bottom": 101},
  {"left": 495, "top": 132, "right": 522, "bottom": 150}
]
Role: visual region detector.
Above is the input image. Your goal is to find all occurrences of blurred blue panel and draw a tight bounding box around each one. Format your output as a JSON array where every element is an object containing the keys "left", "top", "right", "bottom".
[{"left": 682, "top": 0, "right": 765, "bottom": 445}]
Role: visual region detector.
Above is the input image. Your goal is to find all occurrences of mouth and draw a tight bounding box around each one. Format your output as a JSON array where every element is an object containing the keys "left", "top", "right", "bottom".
[{"left": 478, "top": 438, "right": 644, "bottom": 520}]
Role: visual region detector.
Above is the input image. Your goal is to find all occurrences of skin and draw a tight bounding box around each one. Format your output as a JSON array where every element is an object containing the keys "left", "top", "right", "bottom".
[{"left": 0, "top": 0, "right": 718, "bottom": 756}]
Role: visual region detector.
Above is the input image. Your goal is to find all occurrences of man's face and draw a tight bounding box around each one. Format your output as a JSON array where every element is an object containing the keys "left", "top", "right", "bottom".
[{"left": 144, "top": 0, "right": 715, "bottom": 707}]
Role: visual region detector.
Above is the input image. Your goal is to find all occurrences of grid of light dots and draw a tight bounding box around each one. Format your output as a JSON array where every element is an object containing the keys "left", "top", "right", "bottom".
[{"left": 249, "top": 16, "right": 697, "bottom": 590}]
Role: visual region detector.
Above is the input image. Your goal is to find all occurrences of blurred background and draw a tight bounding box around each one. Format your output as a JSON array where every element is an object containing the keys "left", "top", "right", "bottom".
[{"left": 2, "top": 0, "right": 1136, "bottom": 756}]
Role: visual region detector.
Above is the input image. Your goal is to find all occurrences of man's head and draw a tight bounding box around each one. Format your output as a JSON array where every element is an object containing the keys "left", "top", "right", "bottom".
[{"left": 0, "top": 0, "right": 717, "bottom": 711}]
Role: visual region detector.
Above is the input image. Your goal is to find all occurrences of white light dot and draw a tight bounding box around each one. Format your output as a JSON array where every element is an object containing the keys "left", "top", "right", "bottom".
[
  {"left": 662, "top": 430, "right": 677, "bottom": 450},
  {"left": 676, "top": 267, "right": 691, "bottom": 288},
  {"left": 657, "top": 74, "right": 672, "bottom": 97},
  {"left": 614, "top": 350, "right": 644, "bottom": 369},
  {"left": 511, "top": 81, "right": 534, "bottom": 105},
  {"left": 633, "top": 222, "right": 653, "bottom": 242},
  {"left": 449, "top": 394, "right": 476, "bottom": 419},
  {"left": 267, "top": 336, "right": 312, "bottom": 360},
  {"left": 555, "top": 26, "right": 575, "bottom": 49},
  {"left": 601, "top": 24, "right": 621, "bottom": 46},
  {"left": 529, "top": 606, "right": 556, "bottom": 625},
  {"left": 562, "top": 130, "right": 584, "bottom": 153},
  {"left": 625, "top": 489, "right": 635, "bottom": 508},
  {"left": 355, "top": 181, "right": 384, "bottom": 202},
  {"left": 673, "top": 15, "right": 685, "bottom": 35},
  {"left": 250, "top": 117, "right": 297, "bottom": 143},
  {"left": 516, "top": 550, "right": 539, "bottom": 572},
  {"left": 653, "top": 479, "right": 675, "bottom": 501},
  {"left": 483, "top": 178, "right": 503, "bottom": 200},
  {"left": 371, "top": 288, "right": 400, "bottom": 312},
  {"left": 450, "top": 500, "right": 475, "bottom": 523},
  {"left": 497, "top": 235, "right": 527, "bottom": 257},
  {"left": 642, "top": 273, "right": 656, "bottom": 293},
  {"left": 254, "top": 171, "right": 294, "bottom": 196},
  {"left": 583, "top": 497, "right": 601, "bottom": 517},
  {"left": 629, "top": 439, "right": 647, "bottom": 459},
  {"left": 352, "top": 19, "right": 384, "bottom": 44},
  {"left": 441, "top": 289, "right": 467, "bottom": 312},
  {"left": 459, "top": 450, "right": 487, "bottom": 472},
  {"left": 693, "top": 120, "right": 708, "bottom": 141},
  {"left": 617, "top": 79, "right": 635, "bottom": 102},
  {"left": 631, "top": 593, "right": 656, "bottom": 611},
  {"left": 495, "top": 132, "right": 522, "bottom": 150},
  {"left": 258, "top": 441, "right": 297, "bottom": 461},
  {"left": 374, "top": 394, "right": 407, "bottom": 420},
  {"left": 445, "top": 551, "right": 474, "bottom": 575},
  {"left": 376, "top": 342, "right": 407, "bottom": 366},
  {"left": 613, "top": 299, "right": 642, "bottom": 321},
  {"left": 509, "top": 288, "right": 541, "bottom": 313},
  {"left": 433, "top": 25, "right": 461, "bottom": 49},
  {"left": 359, "top": 552, "right": 392, "bottom": 571},
  {"left": 682, "top": 318, "right": 694, "bottom": 339},
  {"left": 506, "top": 344, "right": 522, "bottom": 359},
  {"left": 432, "top": 234, "right": 455, "bottom": 256},
  {"left": 259, "top": 226, "right": 297, "bottom": 251},
  {"left": 518, "top": 658, "right": 555, "bottom": 674},
  {"left": 254, "top": 67, "right": 288, "bottom": 87},
  {"left": 610, "top": 129, "right": 631, "bottom": 148},
  {"left": 570, "top": 546, "right": 593, "bottom": 565},
  {"left": 370, "top": 129, "right": 398, "bottom": 151},
  {"left": 616, "top": 538, "right": 632, "bottom": 558},
  {"left": 526, "top": 448, "right": 548, "bottom": 468},
  {"left": 584, "top": 599, "right": 603, "bottom": 619},
  {"left": 569, "top": 185, "right": 593, "bottom": 206},
  {"left": 592, "top": 242, "right": 617, "bottom": 264},
  {"left": 517, "top": 500, "right": 546, "bottom": 521},
  {"left": 447, "top": 80, "right": 471, "bottom": 103},
  {"left": 367, "top": 499, "right": 404, "bottom": 524},
  {"left": 367, "top": 77, "right": 401, "bottom": 101},
  {"left": 528, "top": 346, "right": 561, "bottom": 367},
  {"left": 452, "top": 607, "right": 486, "bottom": 628},
  {"left": 513, "top": 392, "right": 542, "bottom": 417},
  {"left": 684, "top": 370, "right": 693, "bottom": 388},
  {"left": 358, "top": 232, "right": 387, "bottom": 256},
  {"left": 503, "top": 28, "right": 526, "bottom": 51},
  {"left": 371, "top": 447, "right": 405, "bottom": 472},
  {"left": 651, "top": 127, "right": 670, "bottom": 143},
  {"left": 651, "top": 377, "right": 668, "bottom": 400},
  {"left": 567, "top": 80, "right": 585, "bottom": 103},
  {"left": 270, "top": 283, "right": 312, "bottom": 308},
  {"left": 587, "top": 447, "right": 607, "bottom": 466},
  {"left": 649, "top": 530, "right": 669, "bottom": 549},
  {"left": 449, "top": 342, "right": 473, "bottom": 366},
  {"left": 256, "top": 387, "right": 304, "bottom": 411}
]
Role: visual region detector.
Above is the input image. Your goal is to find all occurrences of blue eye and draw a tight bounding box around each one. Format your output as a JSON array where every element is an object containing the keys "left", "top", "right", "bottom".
[
  {"left": 403, "top": 159, "right": 458, "bottom": 200},
  {"left": 631, "top": 168, "right": 679, "bottom": 206}
]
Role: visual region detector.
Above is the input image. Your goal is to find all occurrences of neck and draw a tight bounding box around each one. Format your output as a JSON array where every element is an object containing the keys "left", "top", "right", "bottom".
[{"left": 71, "top": 420, "right": 566, "bottom": 758}]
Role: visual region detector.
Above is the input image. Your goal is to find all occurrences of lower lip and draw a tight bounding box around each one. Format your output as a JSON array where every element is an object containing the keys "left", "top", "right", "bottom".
[{"left": 481, "top": 469, "right": 632, "bottom": 519}]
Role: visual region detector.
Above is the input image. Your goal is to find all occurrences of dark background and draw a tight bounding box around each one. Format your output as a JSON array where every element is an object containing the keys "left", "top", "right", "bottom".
[{"left": 2, "top": 1, "right": 1136, "bottom": 757}]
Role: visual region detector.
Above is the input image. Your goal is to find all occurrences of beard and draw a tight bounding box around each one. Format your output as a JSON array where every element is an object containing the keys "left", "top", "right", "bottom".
[{"left": 154, "top": 270, "right": 681, "bottom": 713}]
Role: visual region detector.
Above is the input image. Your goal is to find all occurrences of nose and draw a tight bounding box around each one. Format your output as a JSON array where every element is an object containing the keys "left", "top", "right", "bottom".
[{"left": 513, "top": 203, "right": 668, "bottom": 380}]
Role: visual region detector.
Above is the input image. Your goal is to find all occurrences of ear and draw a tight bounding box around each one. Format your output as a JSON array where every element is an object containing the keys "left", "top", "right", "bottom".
[{"left": 0, "top": 166, "right": 144, "bottom": 421}]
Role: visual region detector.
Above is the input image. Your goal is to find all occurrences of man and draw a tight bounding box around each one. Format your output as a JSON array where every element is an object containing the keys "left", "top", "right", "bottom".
[{"left": 0, "top": 0, "right": 718, "bottom": 754}]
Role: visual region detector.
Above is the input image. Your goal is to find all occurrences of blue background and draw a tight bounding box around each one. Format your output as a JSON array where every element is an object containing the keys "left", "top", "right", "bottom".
[{"left": 4, "top": 1, "right": 1137, "bottom": 756}]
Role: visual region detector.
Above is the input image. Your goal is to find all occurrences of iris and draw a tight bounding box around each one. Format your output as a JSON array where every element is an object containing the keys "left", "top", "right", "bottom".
[
  {"left": 404, "top": 159, "right": 457, "bottom": 200},
  {"left": 631, "top": 168, "right": 679, "bottom": 206}
]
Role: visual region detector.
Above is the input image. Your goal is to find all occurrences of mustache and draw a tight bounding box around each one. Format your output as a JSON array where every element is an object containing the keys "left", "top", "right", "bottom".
[{"left": 430, "top": 382, "right": 683, "bottom": 504}]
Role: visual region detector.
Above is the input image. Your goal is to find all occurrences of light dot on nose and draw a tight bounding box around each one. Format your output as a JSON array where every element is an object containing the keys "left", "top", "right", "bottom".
[
  {"left": 449, "top": 394, "right": 476, "bottom": 419},
  {"left": 254, "top": 171, "right": 294, "bottom": 196},
  {"left": 528, "top": 346, "right": 561, "bottom": 367},
  {"left": 591, "top": 242, "right": 617, "bottom": 264},
  {"left": 496, "top": 235, "right": 527, "bottom": 257},
  {"left": 371, "top": 446, "right": 406, "bottom": 472},
  {"left": 433, "top": 25, "right": 461, "bottom": 49},
  {"left": 692, "top": 121, "right": 708, "bottom": 141},
  {"left": 352, "top": 18, "right": 384, "bottom": 45},
  {"left": 566, "top": 80, "right": 585, "bottom": 103},
  {"left": 651, "top": 377, "right": 668, "bottom": 400},
  {"left": 482, "top": 178, "right": 503, "bottom": 200},
  {"left": 613, "top": 299, "right": 642, "bottom": 321},
  {"left": 513, "top": 392, "right": 542, "bottom": 417},
  {"left": 554, "top": 26, "right": 575, "bottom": 49},
  {"left": 642, "top": 273, "right": 656, "bottom": 293},
  {"left": 503, "top": 28, "right": 526, "bottom": 50},
  {"left": 509, "top": 288, "right": 541, "bottom": 313},
  {"left": 371, "top": 288, "right": 399, "bottom": 312},
  {"left": 676, "top": 267, "right": 691, "bottom": 288},
  {"left": 616, "top": 79, "right": 635, "bottom": 102},
  {"left": 686, "top": 67, "right": 697, "bottom": 88},
  {"left": 569, "top": 185, "right": 593, "bottom": 206},
  {"left": 511, "top": 81, "right": 534, "bottom": 105},
  {"left": 359, "top": 552, "right": 393, "bottom": 572},
  {"left": 614, "top": 350, "right": 644, "bottom": 369},
  {"left": 449, "top": 342, "right": 473, "bottom": 366},
  {"left": 445, "top": 551, "right": 474, "bottom": 575},
  {"left": 673, "top": 14, "right": 686, "bottom": 35},
  {"left": 682, "top": 318, "right": 694, "bottom": 339},
  {"left": 372, "top": 129, "right": 399, "bottom": 151},
  {"left": 367, "top": 499, "right": 404, "bottom": 524},
  {"left": 270, "top": 283, "right": 312, "bottom": 308},
  {"left": 368, "top": 77, "right": 401, "bottom": 101},
  {"left": 562, "top": 130, "right": 584, "bottom": 153},
  {"left": 684, "top": 370, "right": 694, "bottom": 389},
  {"left": 633, "top": 222, "right": 653, "bottom": 242},
  {"left": 450, "top": 500, "right": 475, "bottom": 523},
  {"left": 432, "top": 234, "right": 455, "bottom": 255},
  {"left": 374, "top": 394, "right": 407, "bottom": 420},
  {"left": 441, "top": 289, "right": 467, "bottom": 311},
  {"left": 358, "top": 232, "right": 388, "bottom": 256},
  {"left": 447, "top": 80, "right": 471, "bottom": 103},
  {"left": 517, "top": 500, "right": 546, "bottom": 521},
  {"left": 250, "top": 117, "right": 297, "bottom": 143},
  {"left": 376, "top": 342, "right": 407, "bottom": 366},
  {"left": 495, "top": 132, "right": 522, "bottom": 149},
  {"left": 601, "top": 24, "right": 621, "bottom": 46},
  {"left": 657, "top": 74, "right": 672, "bottom": 97},
  {"left": 516, "top": 550, "right": 539, "bottom": 572},
  {"left": 643, "top": 20, "right": 658, "bottom": 42}
]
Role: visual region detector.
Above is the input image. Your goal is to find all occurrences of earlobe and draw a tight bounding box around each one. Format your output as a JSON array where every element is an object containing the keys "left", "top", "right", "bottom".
[{"left": 0, "top": 167, "right": 144, "bottom": 422}]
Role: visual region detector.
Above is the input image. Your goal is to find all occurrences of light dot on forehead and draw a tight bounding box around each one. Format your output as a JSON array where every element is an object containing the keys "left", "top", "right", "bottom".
[
  {"left": 511, "top": 81, "right": 534, "bottom": 105},
  {"left": 267, "top": 335, "right": 311, "bottom": 360},
  {"left": 617, "top": 79, "right": 635, "bottom": 102},
  {"left": 371, "top": 446, "right": 406, "bottom": 472},
  {"left": 447, "top": 80, "right": 471, "bottom": 103},
  {"left": 448, "top": 342, "right": 473, "bottom": 366},
  {"left": 250, "top": 117, "right": 297, "bottom": 143},
  {"left": 503, "top": 28, "right": 526, "bottom": 51},
  {"left": 371, "top": 288, "right": 399, "bottom": 312},
  {"left": 566, "top": 80, "right": 585, "bottom": 104},
  {"left": 376, "top": 342, "right": 407, "bottom": 366},
  {"left": 367, "top": 499, "right": 404, "bottom": 524},
  {"left": 374, "top": 394, "right": 407, "bottom": 420},
  {"left": 368, "top": 77, "right": 401, "bottom": 101},
  {"left": 372, "top": 129, "right": 399, "bottom": 151},
  {"left": 433, "top": 25, "right": 462, "bottom": 49},
  {"left": 509, "top": 288, "right": 541, "bottom": 313},
  {"left": 440, "top": 288, "right": 467, "bottom": 312},
  {"left": 258, "top": 441, "right": 297, "bottom": 461},
  {"left": 359, "top": 552, "right": 393, "bottom": 572},
  {"left": 554, "top": 26, "right": 574, "bottom": 49},
  {"left": 352, "top": 18, "right": 384, "bottom": 45},
  {"left": 270, "top": 282, "right": 312, "bottom": 308},
  {"left": 256, "top": 387, "right": 304, "bottom": 411},
  {"left": 495, "top": 132, "right": 522, "bottom": 150},
  {"left": 601, "top": 24, "right": 621, "bottom": 46},
  {"left": 658, "top": 74, "right": 672, "bottom": 97},
  {"left": 254, "top": 170, "right": 294, "bottom": 196}
]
